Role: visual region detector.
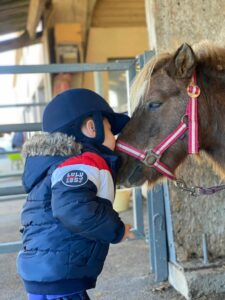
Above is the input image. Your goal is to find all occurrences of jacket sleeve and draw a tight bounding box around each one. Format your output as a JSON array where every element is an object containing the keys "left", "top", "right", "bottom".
[{"left": 51, "top": 154, "right": 125, "bottom": 244}]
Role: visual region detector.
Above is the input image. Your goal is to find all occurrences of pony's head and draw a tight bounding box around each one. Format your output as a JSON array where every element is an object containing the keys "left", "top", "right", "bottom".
[{"left": 117, "top": 42, "right": 225, "bottom": 187}]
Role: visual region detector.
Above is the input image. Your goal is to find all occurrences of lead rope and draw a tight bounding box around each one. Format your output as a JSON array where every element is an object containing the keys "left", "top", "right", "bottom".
[{"left": 175, "top": 179, "right": 225, "bottom": 197}]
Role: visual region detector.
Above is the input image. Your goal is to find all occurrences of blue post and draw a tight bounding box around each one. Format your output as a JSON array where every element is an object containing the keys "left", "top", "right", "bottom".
[
  {"left": 132, "top": 187, "right": 145, "bottom": 239},
  {"left": 163, "top": 181, "right": 176, "bottom": 263},
  {"left": 148, "top": 184, "right": 168, "bottom": 282}
]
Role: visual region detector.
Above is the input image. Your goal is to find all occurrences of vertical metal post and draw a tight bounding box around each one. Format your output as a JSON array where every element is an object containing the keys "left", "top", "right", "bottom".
[
  {"left": 147, "top": 189, "right": 155, "bottom": 273},
  {"left": 143, "top": 50, "right": 155, "bottom": 64},
  {"left": 132, "top": 187, "right": 145, "bottom": 239},
  {"left": 137, "top": 50, "right": 154, "bottom": 70},
  {"left": 149, "top": 184, "right": 168, "bottom": 282},
  {"left": 125, "top": 61, "right": 145, "bottom": 239},
  {"left": 163, "top": 181, "right": 176, "bottom": 263},
  {"left": 94, "top": 71, "right": 104, "bottom": 97},
  {"left": 126, "top": 61, "right": 136, "bottom": 116},
  {"left": 137, "top": 54, "right": 145, "bottom": 69}
]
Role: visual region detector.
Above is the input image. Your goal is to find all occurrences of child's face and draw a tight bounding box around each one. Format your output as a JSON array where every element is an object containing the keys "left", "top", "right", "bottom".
[{"left": 102, "top": 118, "right": 116, "bottom": 151}]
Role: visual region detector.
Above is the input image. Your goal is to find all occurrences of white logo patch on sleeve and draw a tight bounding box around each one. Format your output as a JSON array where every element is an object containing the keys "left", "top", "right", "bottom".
[{"left": 62, "top": 170, "right": 88, "bottom": 187}]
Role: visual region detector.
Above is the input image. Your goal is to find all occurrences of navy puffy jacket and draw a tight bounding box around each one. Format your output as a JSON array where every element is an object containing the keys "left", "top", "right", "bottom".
[{"left": 17, "top": 133, "right": 125, "bottom": 295}]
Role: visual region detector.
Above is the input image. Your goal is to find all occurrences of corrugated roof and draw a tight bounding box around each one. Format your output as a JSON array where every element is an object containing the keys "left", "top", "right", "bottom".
[{"left": 0, "top": 0, "right": 30, "bottom": 35}]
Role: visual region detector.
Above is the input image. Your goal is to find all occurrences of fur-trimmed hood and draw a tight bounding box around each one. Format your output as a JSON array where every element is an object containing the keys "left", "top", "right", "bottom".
[
  {"left": 22, "top": 132, "right": 81, "bottom": 157},
  {"left": 22, "top": 133, "right": 82, "bottom": 192}
]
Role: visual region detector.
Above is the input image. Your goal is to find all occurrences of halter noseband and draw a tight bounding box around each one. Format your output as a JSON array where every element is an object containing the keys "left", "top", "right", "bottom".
[{"left": 116, "top": 72, "right": 200, "bottom": 181}]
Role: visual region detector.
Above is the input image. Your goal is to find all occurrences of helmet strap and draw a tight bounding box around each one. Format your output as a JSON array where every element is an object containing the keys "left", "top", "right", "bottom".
[
  {"left": 52, "top": 112, "right": 105, "bottom": 145},
  {"left": 92, "top": 111, "right": 105, "bottom": 144},
  {"left": 73, "top": 111, "right": 105, "bottom": 145}
]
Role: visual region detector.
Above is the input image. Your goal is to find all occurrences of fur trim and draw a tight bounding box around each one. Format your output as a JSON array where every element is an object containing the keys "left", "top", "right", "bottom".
[{"left": 22, "top": 132, "right": 82, "bottom": 157}]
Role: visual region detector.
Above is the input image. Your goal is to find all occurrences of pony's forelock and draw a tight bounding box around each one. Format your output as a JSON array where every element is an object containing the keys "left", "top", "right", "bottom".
[{"left": 130, "top": 53, "right": 170, "bottom": 112}]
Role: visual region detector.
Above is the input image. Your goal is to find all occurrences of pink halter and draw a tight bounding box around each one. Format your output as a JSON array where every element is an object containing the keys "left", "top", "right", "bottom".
[{"left": 116, "top": 73, "right": 200, "bottom": 180}]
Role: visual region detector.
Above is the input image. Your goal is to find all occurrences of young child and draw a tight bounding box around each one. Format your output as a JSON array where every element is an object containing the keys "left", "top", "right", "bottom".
[{"left": 17, "top": 88, "right": 135, "bottom": 300}]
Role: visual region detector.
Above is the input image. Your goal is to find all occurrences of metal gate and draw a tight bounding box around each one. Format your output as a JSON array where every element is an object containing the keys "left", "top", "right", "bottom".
[{"left": 0, "top": 52, "right": 171, "bottom": 282}]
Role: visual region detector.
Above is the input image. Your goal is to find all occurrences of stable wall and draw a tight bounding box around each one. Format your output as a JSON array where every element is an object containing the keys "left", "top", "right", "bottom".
[
  {"left": 144, "top": 2, "right": 225, "bottom": 297},
  {"left": 145, "top": 0, "right": 225, "bottom": 265},
  {"left": 83, "top": 26, "right": 148, "bottom": 97},
  {"left": 145, "top": 0, "right": 225, "bottom": 53}
]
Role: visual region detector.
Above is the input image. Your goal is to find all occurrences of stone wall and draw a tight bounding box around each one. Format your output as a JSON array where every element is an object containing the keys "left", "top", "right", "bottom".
[
  {"left": 145, "top": 0, "right": 225, "bottom": 52},
  {"left": 145, "top": 0, "right": 225, "bottom": 262},
  {"left": 169, "top": 156, "right": 225, "bottom": 262}
]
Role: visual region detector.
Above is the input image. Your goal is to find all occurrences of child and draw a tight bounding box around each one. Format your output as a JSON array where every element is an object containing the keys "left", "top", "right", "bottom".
[{"left": 17, "top": 88, "right": 135, "bottom": 300}]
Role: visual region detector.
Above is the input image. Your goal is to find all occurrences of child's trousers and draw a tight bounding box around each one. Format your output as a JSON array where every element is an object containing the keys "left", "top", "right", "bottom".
[
  {"left": 28, "top": 291, "right": 90, "bottom": 300},
  {"left": 54, "top": 291, "right": 90, "bottom": 300}
]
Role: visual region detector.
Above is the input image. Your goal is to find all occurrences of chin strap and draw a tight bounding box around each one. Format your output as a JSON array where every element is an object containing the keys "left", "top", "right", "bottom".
[{"left": 74, "top": 111, "right": 105, "bottom": 145}]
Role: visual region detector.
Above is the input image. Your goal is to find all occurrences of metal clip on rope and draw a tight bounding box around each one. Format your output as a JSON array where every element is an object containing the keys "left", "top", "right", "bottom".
[{"left": 174, "top": 179, "right": 201, "bottom": 197}]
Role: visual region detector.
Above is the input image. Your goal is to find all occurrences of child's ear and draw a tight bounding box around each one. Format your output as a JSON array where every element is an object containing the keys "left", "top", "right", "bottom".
[{"left": 85, "top": 119, "right": 96, "bottom": 137}]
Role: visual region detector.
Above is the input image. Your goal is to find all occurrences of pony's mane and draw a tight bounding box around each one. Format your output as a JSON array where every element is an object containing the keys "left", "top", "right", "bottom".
[
  {"left": 130, "top": 40, "right": 225, "bottom": 112},
  {"left": 130, "top": 53, "right": 170, "bottom": 112},
  {"left": 193, "top": 40, "right": 225, "bottom": 69}
]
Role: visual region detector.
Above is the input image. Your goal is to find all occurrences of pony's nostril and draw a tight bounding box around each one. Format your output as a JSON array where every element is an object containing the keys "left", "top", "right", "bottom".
[{"left": 128, "top": 165, "right": 143, "bottom": 185}]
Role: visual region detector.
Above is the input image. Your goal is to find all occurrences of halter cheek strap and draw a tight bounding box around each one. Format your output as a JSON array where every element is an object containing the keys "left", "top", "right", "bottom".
[
  {"left": 116, "top": 72, "right": 200, "bottom": 181},
  {"left": 186, "top": 72, "right": 200, "bottom": 154}
]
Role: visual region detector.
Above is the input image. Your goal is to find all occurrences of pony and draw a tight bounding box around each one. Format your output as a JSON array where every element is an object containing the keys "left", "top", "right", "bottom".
[{"left": 116, "top": 41, "right": 225, "bottom": 188}]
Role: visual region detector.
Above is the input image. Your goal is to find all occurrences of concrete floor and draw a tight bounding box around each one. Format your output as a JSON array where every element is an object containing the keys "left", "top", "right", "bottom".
[
  {"left": 0, "top": 197, "right": 183, "bottom": 300},
  {"left": 0, "top": 174, "right": 225, "bottom": 300}
]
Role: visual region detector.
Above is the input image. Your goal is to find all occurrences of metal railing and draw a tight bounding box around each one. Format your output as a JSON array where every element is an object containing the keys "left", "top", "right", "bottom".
[
  {"left": 0, "top": 52, "right": 170, "bottom": 282},
  {"left": 0, "top": 58, "right": 146, "bottom": 251}
]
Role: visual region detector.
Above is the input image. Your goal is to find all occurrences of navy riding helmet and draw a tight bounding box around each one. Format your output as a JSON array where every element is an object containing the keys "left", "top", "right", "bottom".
[{"left": 42, "top": 88, "right": 130, "bottom": 144}]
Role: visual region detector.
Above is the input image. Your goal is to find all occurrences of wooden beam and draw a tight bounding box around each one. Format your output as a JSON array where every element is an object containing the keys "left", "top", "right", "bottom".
[
  {"left": 26, "top": 0, "right": 47, "bottom": 40},
  {"left": 0, "top": 31, "right": 42, "bottom": 54},
  {"left": 0, "top": 0, "right": 29, "bottom": 12},
  {"left": 87, "top": 0, "right": 98, "bottom": 22}
]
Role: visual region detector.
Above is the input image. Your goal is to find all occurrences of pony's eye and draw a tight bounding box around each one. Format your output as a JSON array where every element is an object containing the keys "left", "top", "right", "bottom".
[{"left": 148, "top": 102, "right": 162, "bottom": 111}]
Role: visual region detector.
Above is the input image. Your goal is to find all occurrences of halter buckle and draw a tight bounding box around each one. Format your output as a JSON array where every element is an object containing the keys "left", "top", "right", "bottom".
[
  {"left": 143, "top": 150, "right": 161, "bottom": 167},
  {"left": 187, "top": 84, "right": 201, "bottom": 98}
]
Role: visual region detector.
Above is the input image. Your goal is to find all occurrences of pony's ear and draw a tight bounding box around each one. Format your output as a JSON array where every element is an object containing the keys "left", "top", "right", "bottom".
[{"left": 167, "top": 43, "right": 197, "bottom": 79}]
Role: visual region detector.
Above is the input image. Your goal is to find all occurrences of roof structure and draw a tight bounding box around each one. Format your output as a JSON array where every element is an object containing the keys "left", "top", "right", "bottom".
[{"left": 0, "top": 0, "right": 51, "bottom": 53}]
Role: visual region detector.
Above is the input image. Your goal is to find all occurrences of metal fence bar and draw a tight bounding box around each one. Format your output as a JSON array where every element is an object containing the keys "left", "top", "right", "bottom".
[
  {"left": 0, "top": 241, "right": 22, "bottom": 254},
  {"left": 0, "top": 61, "right": 134, "bottom": 75},
  {"left": 0, "top": 186, "right": 25, "bottom": 197},
  {"left": 0, "top": 172, "right": 22, "bottom": 179},
  {"left": 0, "top": 150, "right": 21, "bottom": 155},
  {"left": 0, "top": 194, "right": 26, "bottom": 202},
  {"left": 0, "top": 123, "right": 42, "bottom": 133},
  {"left": 0, "top": 103, "right": 46, "bottom": 108}
]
